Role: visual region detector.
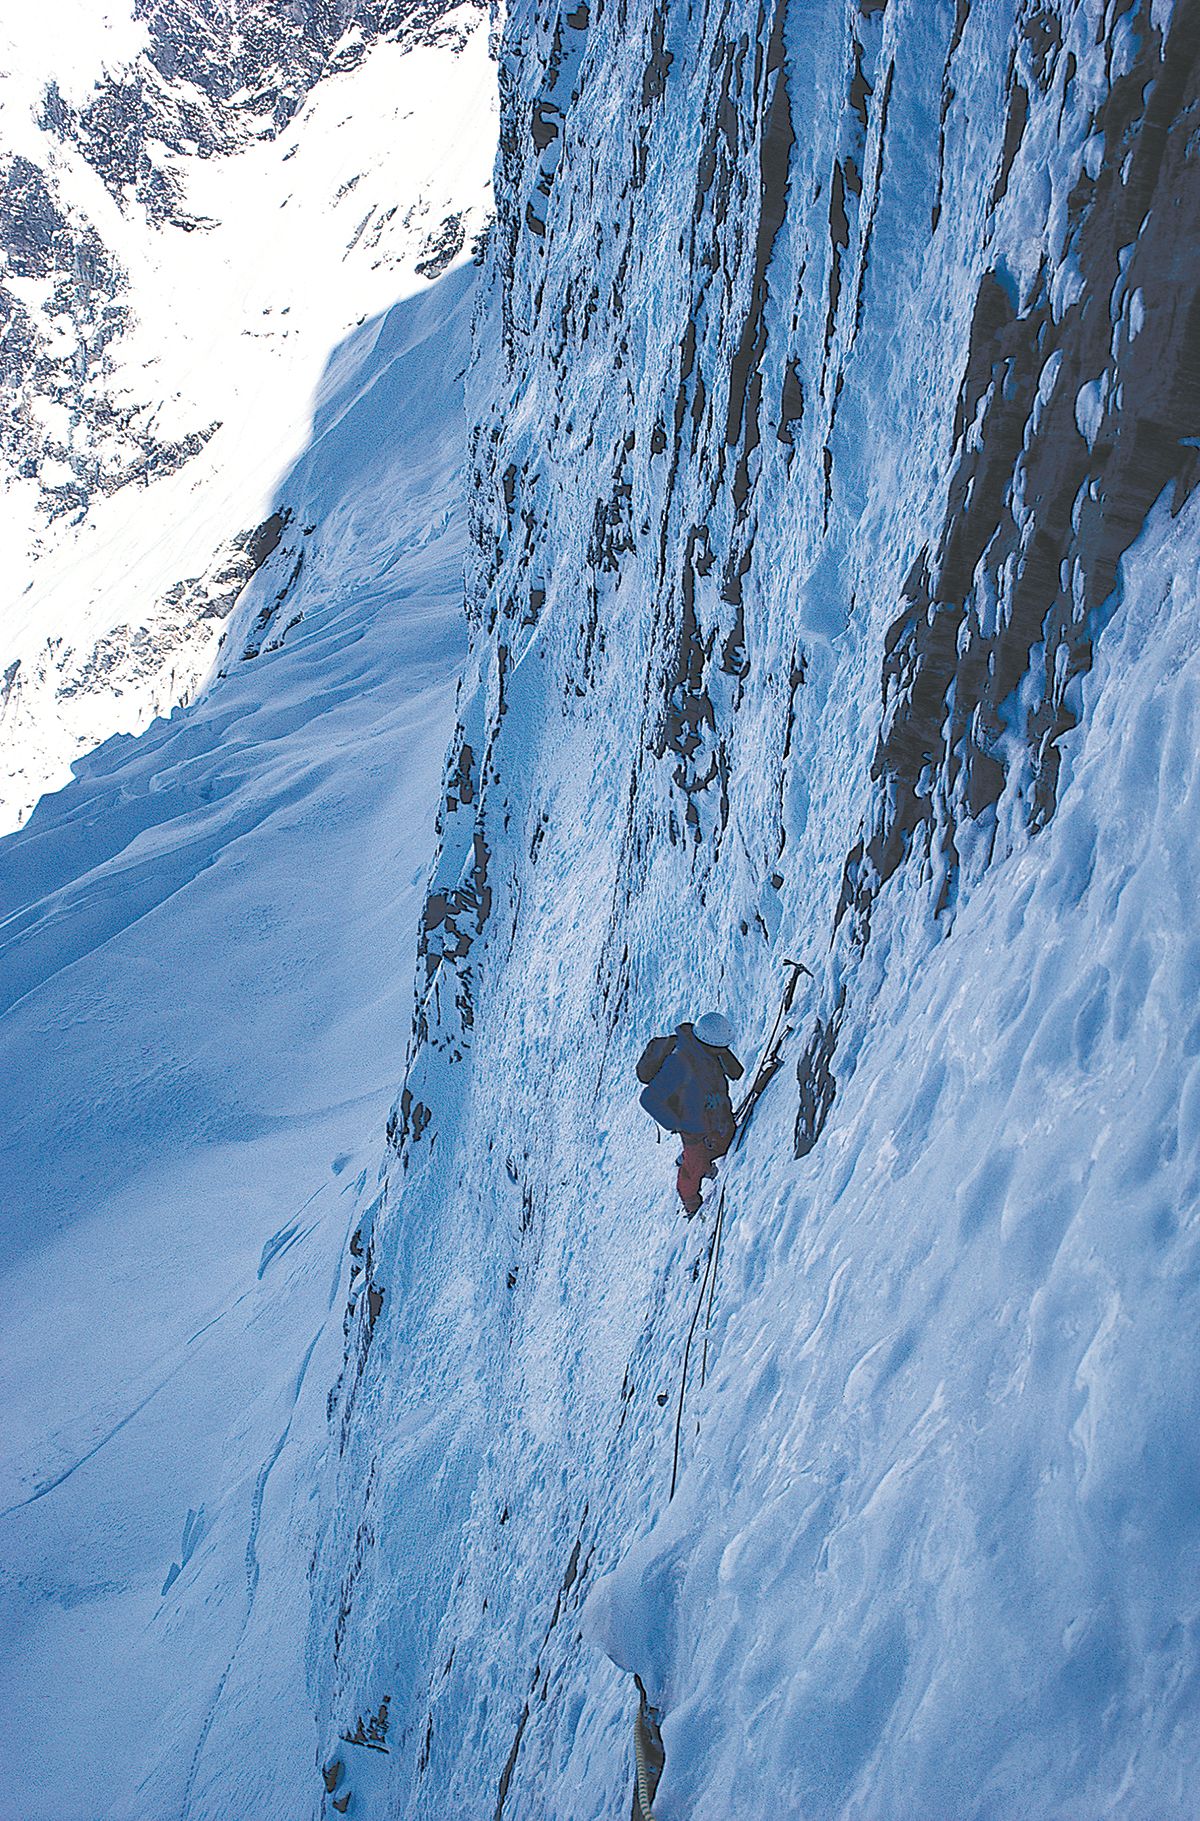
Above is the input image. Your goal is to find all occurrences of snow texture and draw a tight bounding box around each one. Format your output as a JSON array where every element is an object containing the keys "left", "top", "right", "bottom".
[
  {"left": 316, "top": 1, "right": 1200, "bottom": 1816},
  {"left": 0, "top": 253, "right": 475, "bottom": 1820}
]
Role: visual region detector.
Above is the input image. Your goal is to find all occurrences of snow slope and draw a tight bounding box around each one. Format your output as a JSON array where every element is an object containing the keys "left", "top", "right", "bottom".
[
  {"left": 0, "top": 258, "right": 475, "bottom": 1821},
  {"left": 588, "top": 492, "right": 1200, "bottom": 1819},
  {"left": 0, "top": 1, "right": 495, "bottom": 829}
]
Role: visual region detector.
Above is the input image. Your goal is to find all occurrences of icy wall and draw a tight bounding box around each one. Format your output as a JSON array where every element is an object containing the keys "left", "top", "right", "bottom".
[{"left": 316, "top": 0, "right": 1200, "bottom": 1816}]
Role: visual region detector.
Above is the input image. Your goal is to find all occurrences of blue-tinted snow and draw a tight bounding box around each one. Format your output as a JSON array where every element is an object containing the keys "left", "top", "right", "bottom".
[
  {"left": 587, "top": 494, "right": 1200, "bottom": 1817},
  {"left": 0, "top": 266, "right": 472, "bottom": 1821},
  {"left": 4, "top": 0, "right": 1200, "bottom": 1817}
]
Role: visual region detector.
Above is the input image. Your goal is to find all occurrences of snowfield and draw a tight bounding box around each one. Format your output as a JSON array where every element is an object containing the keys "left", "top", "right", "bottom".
[{"left": 0, "top": 260, "right": 475, "bottom": 1820}]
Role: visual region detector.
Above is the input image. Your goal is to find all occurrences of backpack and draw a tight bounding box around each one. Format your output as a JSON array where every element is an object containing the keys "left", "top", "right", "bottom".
[
  {"left": 636, "top": 1027, "right": 742, "bottom": 1139},
  {"left": 637, "top": 1037, "right": 691, "bottom": 1132}
]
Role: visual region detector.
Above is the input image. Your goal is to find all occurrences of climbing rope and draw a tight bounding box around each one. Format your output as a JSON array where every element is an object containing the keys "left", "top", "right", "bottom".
[
  {"left": 698, "top": 1186, "right": 726, "bottom": 1392},
  {"left": 669, "top": 1187, "right": 724, "bottom": 1499},
  {"left": 634, "top": 960, "right": 815, "bottom": 1811},
  {"left": 632, "top": 1676, "right": 665, "bottom": 1821}
]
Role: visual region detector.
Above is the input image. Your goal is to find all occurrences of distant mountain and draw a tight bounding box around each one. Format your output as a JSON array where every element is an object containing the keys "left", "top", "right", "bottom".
[{"left": 0, "top": 0, "right": 493, "bottom": 828}]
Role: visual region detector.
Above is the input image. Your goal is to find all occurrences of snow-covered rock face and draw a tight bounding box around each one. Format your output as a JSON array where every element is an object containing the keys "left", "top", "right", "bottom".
[
  {"left": 314, "top": 0, "right": 1200, "bottom": 1815},
  {"left": 0, "top": 0, "right": 495, "bottom": 828},
  {"left": 6, "top": 0, "right": 1200, "bottom": 1815}
]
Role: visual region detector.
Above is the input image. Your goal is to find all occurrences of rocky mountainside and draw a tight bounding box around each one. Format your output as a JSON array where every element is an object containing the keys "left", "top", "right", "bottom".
[{"left": 0, "top": 0, "right": 493, "bottom": 827}]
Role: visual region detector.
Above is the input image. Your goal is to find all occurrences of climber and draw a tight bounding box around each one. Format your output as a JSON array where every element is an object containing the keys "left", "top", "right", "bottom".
[{"left": 636, "top": 1012, "right": 745, "bottom": 1215}]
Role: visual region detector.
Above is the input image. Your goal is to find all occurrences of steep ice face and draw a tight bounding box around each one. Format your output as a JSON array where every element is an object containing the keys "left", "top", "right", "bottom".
[
  {"left": 0, "top": 0, "right": 495, "bottom": 828},
  {"left": 314, "top": 1, "right": 1200, "bottom": 1816}
]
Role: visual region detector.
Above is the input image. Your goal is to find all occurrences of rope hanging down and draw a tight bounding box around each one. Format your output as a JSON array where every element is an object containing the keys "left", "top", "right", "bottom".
[
  {"left": 634, "top": 959, "right": 815, "bottom": 1814},
  {"left": 670, "top": 958, "right": 812, "bottom": 1494},
  {"left": 669, "top": 1186, "right": 725, "bottom": 1499},
  {"left": 632, "top": 1676, "right": 665, "bottom": 1821}
]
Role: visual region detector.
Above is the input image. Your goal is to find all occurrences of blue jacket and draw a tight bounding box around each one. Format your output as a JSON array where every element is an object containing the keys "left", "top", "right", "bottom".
[{"left": 636, "top": 1023, "right": 744, "bottom": 1142}]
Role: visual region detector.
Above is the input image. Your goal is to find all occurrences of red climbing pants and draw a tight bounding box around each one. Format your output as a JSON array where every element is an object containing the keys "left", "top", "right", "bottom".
[{"left": 677, "top": 1134, "right": 728, "bottom": 1213}]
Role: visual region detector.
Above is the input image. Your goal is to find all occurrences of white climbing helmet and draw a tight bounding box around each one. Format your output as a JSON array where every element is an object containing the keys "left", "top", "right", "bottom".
[{"left": 694, "top": 1010, "right": 734, "bottom": 1048}]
